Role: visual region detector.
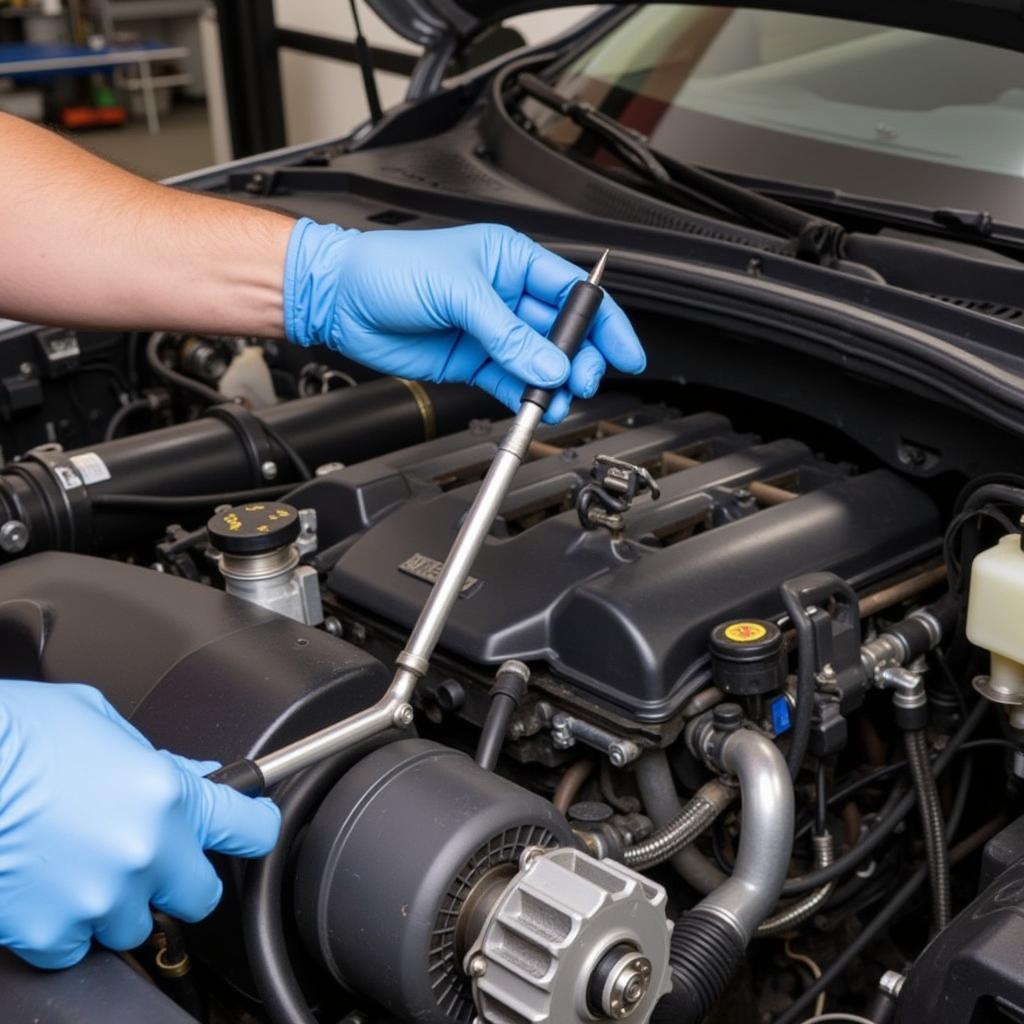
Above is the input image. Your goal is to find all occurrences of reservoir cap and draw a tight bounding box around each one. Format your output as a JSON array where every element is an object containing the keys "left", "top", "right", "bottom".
[
  {"left": 709, "top": 618, "right": 787, "bottom": 696},
  {"left": 207, "top": 501, "right": 300, "bottom": 555}
]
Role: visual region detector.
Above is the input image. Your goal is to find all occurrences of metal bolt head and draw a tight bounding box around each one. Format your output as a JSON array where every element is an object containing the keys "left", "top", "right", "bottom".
[
  {"left": 393, "top": 703, "right": 415, "bottom": 728},
  {"left": 609, "top": 740, "right": 641, "bottom": 767},
  {"left": 604, "top": 953, "right": 652, "bottom": 1019},
  {"left": 879, "top": 970, "right": 905, "bottom": 998},
  {"left": 323, "top": 616, "right": 343, "bottom": 637},
  {"left": 0, "top": 520, "right": 29, "bottom": 554},
  {"left": 467, "top": 954, "right": 488, "bottom": 978},
  {"left": 18, "top": 362, "right": 34, "bottom": 378},
  {"left": 260, "top": 460, "right": 279, "bottom": 481}
]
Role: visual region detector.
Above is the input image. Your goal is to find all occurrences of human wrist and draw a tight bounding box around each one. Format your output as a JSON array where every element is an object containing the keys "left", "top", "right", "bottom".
[{"left": 283, "top": 217, "right": 361, "bottom": 347}]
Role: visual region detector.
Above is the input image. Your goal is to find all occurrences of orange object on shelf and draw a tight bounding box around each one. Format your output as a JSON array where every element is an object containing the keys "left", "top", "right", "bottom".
[{"left": 59, "top": 105, "right": 126, "bottom": 129}]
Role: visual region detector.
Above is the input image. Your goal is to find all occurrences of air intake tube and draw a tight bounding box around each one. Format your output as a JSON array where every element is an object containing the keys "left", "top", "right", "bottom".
[
  {"left": 0, "top": 379, "right": 498, "bottom": 560},
  {"left": 654, "top": 708, "right": 794, "bottom": 1023}
]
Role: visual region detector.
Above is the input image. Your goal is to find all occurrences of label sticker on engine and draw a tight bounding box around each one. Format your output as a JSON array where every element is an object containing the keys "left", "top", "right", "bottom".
[
  {"left": 52, "top": 464, "right": 83, "bottom": 491},
  {"left": 69, "top": 452, "right": 111, "bottom": 486},
  {"left": 399, "top": 553, "right": 481, "bottom": 597},
  {"left": 724, "top": 622, "right": 768, "bottom": 643}
]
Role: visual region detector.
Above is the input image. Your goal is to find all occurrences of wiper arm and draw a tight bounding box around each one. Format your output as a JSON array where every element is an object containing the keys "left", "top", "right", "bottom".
[{"left": 516, "top": 72, "right": 846, "bottom": 265}]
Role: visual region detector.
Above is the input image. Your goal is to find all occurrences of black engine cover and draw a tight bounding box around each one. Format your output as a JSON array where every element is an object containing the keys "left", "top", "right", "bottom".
[
  {"left": 897, "top": 823, "right": 1024, "bottom": 1023},
  {"left": 317, "top": 398, "right": 941, "bottom": 722},
  {"left": 0, "top": 551, "right": 389, "bottom": 761}
]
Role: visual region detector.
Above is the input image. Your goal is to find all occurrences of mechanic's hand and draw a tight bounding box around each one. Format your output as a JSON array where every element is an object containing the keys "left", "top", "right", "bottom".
[
  {"left": 0, "top": 680, "right": 280, "bottom": 969},
  {"left": 284, "top": 219, "right": 646, "bottom": 422}
]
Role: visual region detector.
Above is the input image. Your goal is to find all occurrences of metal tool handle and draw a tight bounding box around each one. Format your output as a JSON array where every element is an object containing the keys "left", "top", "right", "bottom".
[{"left": 207, "top": 251, "right": 611, "bottom": 796}]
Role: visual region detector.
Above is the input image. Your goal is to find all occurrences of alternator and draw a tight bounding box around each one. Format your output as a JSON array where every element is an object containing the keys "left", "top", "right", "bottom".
[{"left": 466, "top": 847, "right": 673, "bottom": 1024}]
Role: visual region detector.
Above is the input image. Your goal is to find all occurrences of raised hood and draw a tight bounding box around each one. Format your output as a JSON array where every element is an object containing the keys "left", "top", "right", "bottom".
[{"left": 367, "top": 1, "right": 1024, "bottom": 57}]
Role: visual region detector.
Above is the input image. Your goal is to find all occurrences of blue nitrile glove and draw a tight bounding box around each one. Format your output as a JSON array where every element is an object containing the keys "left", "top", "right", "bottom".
[
  {"left": 283, "top": 220, "right": 646, "bottom": 423},
  {"left": 0, "top": 680, "right": 280, "bottom": 969}
]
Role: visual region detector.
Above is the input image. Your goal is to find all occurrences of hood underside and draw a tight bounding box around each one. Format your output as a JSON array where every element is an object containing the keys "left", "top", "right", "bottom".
[{"left": 366, "top": 1, "right": 1024, "bottom": 57}]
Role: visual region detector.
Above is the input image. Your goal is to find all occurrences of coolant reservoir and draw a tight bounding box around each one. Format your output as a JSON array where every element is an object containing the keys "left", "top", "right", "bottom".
[
  {"left": 967, "top": 533, "right": 1024, "bottom": 719},
  {"left": 219, "top": 345, "right": 276, "bottom": 408}
]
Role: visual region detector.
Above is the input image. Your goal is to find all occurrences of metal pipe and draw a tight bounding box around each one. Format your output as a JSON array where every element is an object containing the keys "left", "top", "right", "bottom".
[
  {"left": 857, "top": 565, "right": 947, "bottom": 618},
  {"left": 697, "top": 728, "right": 795, "bottom": 944},
  {"left": 552, "top": 757, "right": 595, "bottom": 815}
]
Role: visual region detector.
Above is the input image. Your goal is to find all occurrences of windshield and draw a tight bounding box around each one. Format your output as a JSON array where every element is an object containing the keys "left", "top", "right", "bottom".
[{"left": 533, "top": 6, "right": 1024, "bottom": 223}]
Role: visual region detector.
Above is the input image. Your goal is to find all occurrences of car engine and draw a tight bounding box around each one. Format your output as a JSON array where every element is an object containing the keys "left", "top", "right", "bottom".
[{"left": 0, "top": 324, "right": 1021, "bottom": 1024}]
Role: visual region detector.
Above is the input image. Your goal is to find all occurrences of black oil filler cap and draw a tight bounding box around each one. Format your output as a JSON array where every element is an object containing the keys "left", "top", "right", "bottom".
[
  {"left": 207, "top": 501, "right": 300, "bottom": 555},
  {"left": 709, "top": 619, "right": 786, "bottom": 696}
]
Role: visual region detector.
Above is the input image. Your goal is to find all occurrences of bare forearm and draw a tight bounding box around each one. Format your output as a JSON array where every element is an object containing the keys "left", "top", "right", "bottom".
[{"left": 0, "top": 114, "right": 294, "bottom": 336}]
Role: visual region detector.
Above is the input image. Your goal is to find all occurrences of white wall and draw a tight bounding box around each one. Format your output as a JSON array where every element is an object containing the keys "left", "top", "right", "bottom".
[{"left": 272, "top": 2, "right": 596, "bottom": 145}]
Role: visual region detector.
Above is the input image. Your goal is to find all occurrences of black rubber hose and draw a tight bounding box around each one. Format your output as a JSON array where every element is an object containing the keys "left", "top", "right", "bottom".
[
  {"left": 475, "top": 663, "right": 528, "bottom": 771},
  {"left": 652, "top": 906, "right": 746, "bottom": 1024},
  {"left": 103, "top": 398, "right": 151, "bottom": 441},
  {"left": 261, "top": 420, "right": 312, "bottom": 482},
  {"left": 793, "top": 738, "right": 1017, "bottom": 843},
  {"left": 781, "top": 698, "right": 987, "bottom": 896},
  {"left": 770, "top": 758, "right": 973, "bottom": 1024},
  {"left": 814, "top": 761, "right": 828, "bottom": 836},
  {"left": 91, "top": 485, "right": 293, "bottom": 509},
  {"left": 243, "top": 734, "right": 398, "bottom": 1024},
  {"left": 475, "top": 693, "right": 518, "bottom": 771},
  {"left": 779, "top": 584, "right": 816, "bottom": 779},
  {"left": 905, "top": 728, "right": 951, "bottom": 931},
  {"left": 147, "top": 332, "right": 229, "bottom": 406}
]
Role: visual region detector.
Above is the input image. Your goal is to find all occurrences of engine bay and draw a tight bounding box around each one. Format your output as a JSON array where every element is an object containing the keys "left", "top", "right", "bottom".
[{"left": 2, "top": 310, "right": 1024, "bottom": 1024}]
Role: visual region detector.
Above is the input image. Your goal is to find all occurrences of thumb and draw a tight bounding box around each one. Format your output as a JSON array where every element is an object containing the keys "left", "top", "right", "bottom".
[
  {"left": 457, "top": 283, "right": 569, "bottom": 389},
  {"left": 173, "top": 754, "right": 281, "bottom": 857}
]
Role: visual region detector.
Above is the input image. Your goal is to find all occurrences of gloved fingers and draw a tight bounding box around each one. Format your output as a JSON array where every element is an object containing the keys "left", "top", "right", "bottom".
[
  {"left": 150, "top": 841, "right": 224, "bottom": 923},
  {"left": 456, "top": 282, "right": 570, "bottom": 390},
  {"left": 519, "top": 245, "right": 646, "bottom": 375},
  {"left": 92, "top": 899, "right": 154, "bottom": 952},
  {"left": 588, "top": 296, "right": 646, "bottom": 375},
  {"left": 514, "top": 298, "right": 608, "bottom": 399},
  {"left": 542, "top": 388, "right": 574, "bottom": 424},
  {"left": 3, "top": 910, "right": 93, "bottom": 970},
  {"left": 9, "top": 935, "right": 93, "bottom": 970},
  {"left": 513, "top": 293, "right": 558, "bottom": 336},
  {"left": 568, "top": 343, "right": 607, "bottom": 400},
  {"left": 472, "top": 362, "right": 574, "bottom": 424},
  {"left": 167, "top": 753, "right": 222, "bottom": 778},
  {"left": 466, "top": 360, "right": 523, "bottom": 413},
  {"left": 174, "top": 756, "right": 281, "bottom": 857}
]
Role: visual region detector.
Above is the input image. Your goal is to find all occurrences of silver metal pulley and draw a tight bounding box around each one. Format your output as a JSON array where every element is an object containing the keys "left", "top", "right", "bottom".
[{"left": 465, "top": 846, "right": 673, "bottom": 1024}]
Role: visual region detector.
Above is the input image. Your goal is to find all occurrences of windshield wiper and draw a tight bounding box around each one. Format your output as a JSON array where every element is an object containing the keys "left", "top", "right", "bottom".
[{"left": 516, "top": 72, "right": 846, "bottom": 265}]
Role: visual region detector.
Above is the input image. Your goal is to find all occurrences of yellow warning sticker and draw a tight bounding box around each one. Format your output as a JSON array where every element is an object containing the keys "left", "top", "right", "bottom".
[{"left": 724, "top": 622, "right": 768, "bottom": 643}]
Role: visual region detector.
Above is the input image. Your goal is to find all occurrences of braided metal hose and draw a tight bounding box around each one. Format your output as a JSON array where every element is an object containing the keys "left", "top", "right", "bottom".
[
  {"left": 757, "top": 833, "right": 835, "bottom": 937},
  {"left": 623, "top": 779, "right": 734, "bottom": 869},
  {"left": 905, "top": 727, "right": 951, "bottom": 931}
]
